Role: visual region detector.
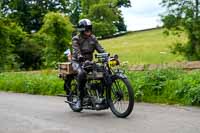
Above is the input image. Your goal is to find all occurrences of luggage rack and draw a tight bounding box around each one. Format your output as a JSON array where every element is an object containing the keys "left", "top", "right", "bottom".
[{"left": 58, "top": 62, "right": 76, "bottom": 79}]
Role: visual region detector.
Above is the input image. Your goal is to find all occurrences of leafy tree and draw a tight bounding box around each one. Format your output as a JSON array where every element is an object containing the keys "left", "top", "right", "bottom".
[
  {"left": 38, "top": 12, "right": 73, "bottom": 67},
  {"left": 93, "top": 21, "right": 117, "bottom": 37},
  {"left": 1, "top": 0, "right": 131, "bottom": 36},
  {"left": 114, "top": 0, "right": 131, "bottom": 32},
  {"left": 0, "top": 0, "right": 132, "bottom": 71},
  {"left": 114, "top": 16, "right": 127, "bottom": 32},
  {"left": 87, "top": 2, "right": 118, "bottom": 37},
  {"left": 16, "top": 34, "right": 44, "bottom": 70},
  {"left": 116, "top": 0, "right": 131, "bottom": 7},
  {"left": 81, "top": 0, "right": 100, "bottom": 15},
  {"left": 0, "top": 0, "right": 2, "bottom": 17},
  {"left": 161, "top": 0, "right": 200, "bottom": 60},
  {"left": 80, "top": 0, "right": 131, "bottom": 36},
  {"left": 68, "top": 0, "right": 81, "bottom": 25},
  {"left": 0, "top": 18, "right": 26, "bottom": 71},
  {"left": 1, "top": 0, "right": 71, "bottom": 33}
]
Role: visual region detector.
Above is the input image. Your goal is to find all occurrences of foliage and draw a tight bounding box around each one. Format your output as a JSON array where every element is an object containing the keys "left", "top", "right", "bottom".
[
  {"left": 1, "top": 69, "right": 200, "bottom": 106},
  {"left": 0, "top": 70, "right": 64, "bottom": 95},
  {"left": 68, "top": 0, "right": 81, "bottom": 25},
  {"left": 88, "top": 2, "right": 118, "bottom": 37},
  {"left": 127, "top": 69, "right": 200, "bottom": 106},
  {"left": 1, "top": 0, "right": 130, "bottom": 35},
  {"left": 0, "top": 0, "right": 131, "bottom": 71},
  {"left": 116, "top": 0, "right": 131, "bottom": 7},
  {"left": 0, "top": 18, "right": 26, "bottom": 72},
  {"left": 93, "top": 21, "right": 117, "bottom": 37},
  {"left": 81, "top": 0, "right": 131, "bottom": 37},
  {"left": 0, "top": 12, "right": 73, "bottom": 71},
  {"left": 38, "top": 12, "right": 73, "bottom": 68},
  {"left": 114, "top": 16, "right": 127, "bottom": 32},
  {"left": 161, "top": 0, "right": 200, "bottom": 60},
  {"left": 16, "top": 34, "right": 44, "bottom": 70},
  {"left": 86, "top": 1, "right": 119, "bottom": 37},
  {"left": 1, "top": 0, "right": 71, "bottom": 33}
]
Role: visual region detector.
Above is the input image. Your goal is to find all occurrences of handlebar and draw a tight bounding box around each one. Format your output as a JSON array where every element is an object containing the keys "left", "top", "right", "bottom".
[{"left": 95, "top": 53, "right": 110, "bottom": 58}]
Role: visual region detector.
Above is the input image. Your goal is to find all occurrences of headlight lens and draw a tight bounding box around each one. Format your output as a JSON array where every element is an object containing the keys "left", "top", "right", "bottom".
[{"left": 108, "top": 60, "right": 118, "bottom": 67}]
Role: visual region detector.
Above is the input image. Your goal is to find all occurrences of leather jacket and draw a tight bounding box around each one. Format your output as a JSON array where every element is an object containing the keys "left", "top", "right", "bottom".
[{"left": 72, "top": 34, "right": 105, "bottom": 62}]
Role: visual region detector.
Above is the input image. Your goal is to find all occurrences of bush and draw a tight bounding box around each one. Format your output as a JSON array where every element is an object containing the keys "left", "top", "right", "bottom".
[{"left": 127, "top": 69, "right": 200, "bottom": 106}]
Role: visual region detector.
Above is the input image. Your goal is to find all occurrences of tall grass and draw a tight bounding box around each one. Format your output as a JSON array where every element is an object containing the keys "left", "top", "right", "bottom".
[
  {"left": 0, "top": 70, "right": 64, "bottom": 95},
  {"left": 127, "top": 69, "right": 200, "bottom": 106},
  {"left": 0, "top": 69, "right": 200, "bottom": 106}
]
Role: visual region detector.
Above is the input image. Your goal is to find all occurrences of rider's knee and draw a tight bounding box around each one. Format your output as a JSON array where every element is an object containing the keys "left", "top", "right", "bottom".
[{"left": 78, "top": 70, "right": 86, "bottom": 80}]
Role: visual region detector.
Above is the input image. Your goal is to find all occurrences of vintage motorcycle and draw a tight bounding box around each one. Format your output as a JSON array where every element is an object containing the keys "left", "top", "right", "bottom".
[{"left": 58, "top": 53, "right": 134, "bottom": 118}]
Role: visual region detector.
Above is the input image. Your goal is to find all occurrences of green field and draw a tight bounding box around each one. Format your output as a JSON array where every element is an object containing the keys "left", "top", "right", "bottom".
[{"left": 100, "top": 29, "right": 186, "bottom": 65}]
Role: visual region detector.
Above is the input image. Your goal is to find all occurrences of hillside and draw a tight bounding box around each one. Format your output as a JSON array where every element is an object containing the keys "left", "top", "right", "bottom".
[{"left": 100, "top": 29, "right": 186, "bottom": 65}]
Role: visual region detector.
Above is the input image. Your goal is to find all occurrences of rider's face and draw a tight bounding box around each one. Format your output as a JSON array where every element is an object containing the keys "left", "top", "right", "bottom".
[{"left": 84, "top": 30, "right": 92, "bottom": 37}]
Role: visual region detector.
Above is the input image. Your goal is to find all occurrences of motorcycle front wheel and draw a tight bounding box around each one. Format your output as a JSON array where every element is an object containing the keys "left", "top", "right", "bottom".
[{"left": 108, "top": 75, "right": 134, "bottom": 118}]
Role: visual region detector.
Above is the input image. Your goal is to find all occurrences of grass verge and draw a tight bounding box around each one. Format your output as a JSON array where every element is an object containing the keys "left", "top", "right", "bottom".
[
  {"left": 0, "top": 69, "right": 200, "bottom": 106},
  {"left": 0, "top": 70, "right": 64, "bottom": 95}
]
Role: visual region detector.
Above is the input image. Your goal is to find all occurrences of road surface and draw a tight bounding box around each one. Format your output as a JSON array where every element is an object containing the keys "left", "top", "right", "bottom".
[{"left": 0, "top": 92, "right": 200, "bottom": 133}]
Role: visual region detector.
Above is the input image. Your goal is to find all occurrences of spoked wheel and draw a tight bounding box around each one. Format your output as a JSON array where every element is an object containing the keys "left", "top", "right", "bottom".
[
  {"left": 64, "top": 78, "right": 83, "bottom": 112},
  {"left": 108, "top": 75, "right": 134, "bottom": 118}
]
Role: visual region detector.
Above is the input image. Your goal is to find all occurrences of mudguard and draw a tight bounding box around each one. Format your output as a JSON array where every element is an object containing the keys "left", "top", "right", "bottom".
[{"left": 113, "top": 69, "right": 127, "bottom": 79}]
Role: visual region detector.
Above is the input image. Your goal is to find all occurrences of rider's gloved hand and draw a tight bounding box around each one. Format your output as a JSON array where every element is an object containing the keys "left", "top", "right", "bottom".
[{"left": 83, "top": 60, "right": 93, "bottom": 70}]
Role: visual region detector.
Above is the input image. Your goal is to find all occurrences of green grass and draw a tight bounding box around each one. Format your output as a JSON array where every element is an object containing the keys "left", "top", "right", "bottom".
[
  {"left": 1, "top": 69, "right": 200, "bottom": 106},
  {"left": 0, "top": 70, "right": 64, "bottom": 95},
  {"left": 100, "top": 29, "right": 186, "bottom": 65}
]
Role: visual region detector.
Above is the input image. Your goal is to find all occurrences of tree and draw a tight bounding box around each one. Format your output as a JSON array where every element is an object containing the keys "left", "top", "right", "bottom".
[
  {"left": 38, "top": 12, "right": 73, "bottom": 67},
  {"left": 16, "top": 34, "right": 44, "bottom": 70},
  {"left": 68, "top": 0, "right": 81, "bottom": 25},
  {"left": 1, "top": 0, "right": 131, "bottom": 36},
  {"left": 0, "top": 0, "right": 132, "bottom": 71},
  {"left": 115, "top": 0, "right": 131, "bottom": 32},
  {"left": 116, "top": 0, "right": 131, "bottom": 7},
  {"left": 1, "top": 0, "right": 71, "bottom": 33},
  {"left": 88, "top": 1, "right": 119, "bottom": 37},
  {"left": 161, "top": 0, "right": 200, "bottom": 60},
  {"left": 0, "top": 0, "right": 2, "bottom": 17},
  {"left": 80, "top": 0, "right": 131, "bottom": 37},
  {"left": 0, "top": 18, "right": 26, "bottom": 71},
  {"left": 114, "top": 16, "right": 127, "bottom": 32}
]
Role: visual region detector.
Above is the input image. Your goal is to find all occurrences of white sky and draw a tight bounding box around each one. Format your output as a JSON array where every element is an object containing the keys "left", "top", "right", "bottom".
[{"left": 121, "top": 0, "right": 165, "bottom": 31}]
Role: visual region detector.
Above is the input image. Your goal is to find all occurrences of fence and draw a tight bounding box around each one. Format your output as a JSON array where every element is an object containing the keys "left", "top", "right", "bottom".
[{"left": 129, "top": 61, "right": 200, "bottom": 71}]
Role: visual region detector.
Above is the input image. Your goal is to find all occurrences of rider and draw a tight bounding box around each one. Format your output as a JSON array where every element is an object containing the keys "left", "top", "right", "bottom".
[{"left": 72, "top": 19, "right": 105, "bottom": 108}]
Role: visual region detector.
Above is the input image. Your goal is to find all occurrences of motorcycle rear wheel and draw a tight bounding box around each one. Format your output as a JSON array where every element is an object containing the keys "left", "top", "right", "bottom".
[{"left": 64, "top": 78, "right": 83, "bottom": 112}]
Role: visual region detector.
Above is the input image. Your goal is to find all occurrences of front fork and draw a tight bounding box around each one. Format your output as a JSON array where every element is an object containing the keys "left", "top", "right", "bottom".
[{"left": 105, "top": 69, "right": 127, "bottom": 101}]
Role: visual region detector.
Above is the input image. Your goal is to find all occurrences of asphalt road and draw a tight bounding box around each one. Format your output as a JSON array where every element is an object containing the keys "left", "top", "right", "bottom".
[{"left": 0, "top": 92, "right": 200, "bottom": 133}]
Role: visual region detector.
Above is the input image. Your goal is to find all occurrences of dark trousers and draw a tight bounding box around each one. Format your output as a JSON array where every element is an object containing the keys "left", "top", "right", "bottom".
[{"left": 72, "top": 62, "right": 87, "bottom": 100}]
